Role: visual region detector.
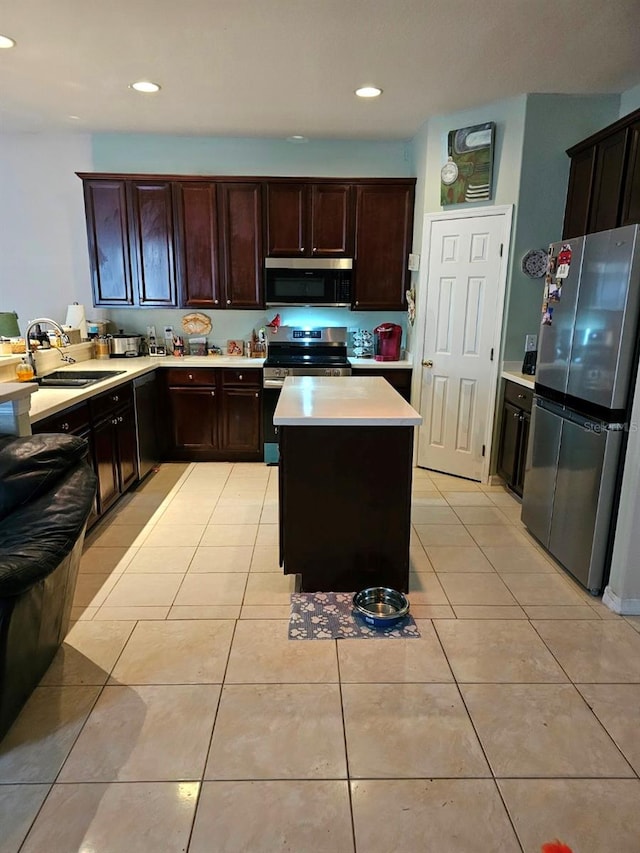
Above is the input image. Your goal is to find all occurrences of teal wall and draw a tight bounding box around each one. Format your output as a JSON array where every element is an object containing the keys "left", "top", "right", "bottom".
[
  {"left": 620, "top": 82, "right": 640, "bottom": 116},
  {"left": 92, "top": 134, "right": 413, "bottom": 177},
  {"left": 94, "top": 133, "right": 412, "bottom": 345},
  {"left": 503, "top": 93, "right": 619, "bottom": 360},
  {"left": 408, "top": 93, "right": 621, "bottom": 363}
]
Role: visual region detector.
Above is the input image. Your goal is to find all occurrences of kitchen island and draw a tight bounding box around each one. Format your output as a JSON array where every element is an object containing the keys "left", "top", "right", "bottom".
[{"left": 274, "top": 375, "right": 422, "bottom": 592}]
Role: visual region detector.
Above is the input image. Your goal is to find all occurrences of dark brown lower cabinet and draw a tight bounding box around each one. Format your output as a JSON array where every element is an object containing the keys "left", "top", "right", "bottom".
[
  {"left": 497, "top": 381, "right": 532, "bottom": 498},
  {"left": 32, "top": 383, "right": 138, "bottom": 523},
  {"left": 279, "top": 424, "right": 414, "bottom": 592},
  {"left": 165, "top": 367, "right": 262, "bottom": 460},
  {"left": 89, "top": 385, "right": 138, "bottom": 515}
]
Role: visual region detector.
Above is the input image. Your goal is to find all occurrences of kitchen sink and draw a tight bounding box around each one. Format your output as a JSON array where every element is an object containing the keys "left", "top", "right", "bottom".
[{"left": 36, "top": 370, "right": 126, "bottom": 388}]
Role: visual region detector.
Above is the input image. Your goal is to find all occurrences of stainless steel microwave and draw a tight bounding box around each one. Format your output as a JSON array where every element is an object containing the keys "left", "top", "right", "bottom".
[{"left": 264, "top": 258, "right": 353, "bottom": 307}]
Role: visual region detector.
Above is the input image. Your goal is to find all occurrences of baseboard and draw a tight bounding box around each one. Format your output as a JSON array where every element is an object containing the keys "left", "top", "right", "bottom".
[{"left": 602, "top": 585, "right": 640, "bottom": 615}]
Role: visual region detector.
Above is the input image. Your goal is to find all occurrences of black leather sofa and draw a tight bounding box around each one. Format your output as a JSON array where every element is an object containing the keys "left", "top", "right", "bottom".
[{"left": 0, "top": 432, "right": 97, "bottom": 740}]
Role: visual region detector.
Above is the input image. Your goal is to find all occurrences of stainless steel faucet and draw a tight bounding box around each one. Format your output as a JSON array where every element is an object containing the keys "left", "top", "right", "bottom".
[{"left": 24, "top": 317, "right": 76, "bottom": 375}]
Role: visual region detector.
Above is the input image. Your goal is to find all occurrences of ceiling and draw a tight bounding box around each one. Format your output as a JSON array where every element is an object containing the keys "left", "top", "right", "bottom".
[{"left": 1, "top": 0, "right": 639, "bottom": 139}]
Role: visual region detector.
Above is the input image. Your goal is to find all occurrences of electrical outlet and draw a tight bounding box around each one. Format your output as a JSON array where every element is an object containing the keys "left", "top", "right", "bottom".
[{"left": 525, "top": 334, "right": 537, "bottom": 352}]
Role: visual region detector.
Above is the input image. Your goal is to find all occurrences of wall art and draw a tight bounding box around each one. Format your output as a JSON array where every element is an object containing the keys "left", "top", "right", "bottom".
[{"left": 440, "top": 121, "right": 495, "bottom": 205}]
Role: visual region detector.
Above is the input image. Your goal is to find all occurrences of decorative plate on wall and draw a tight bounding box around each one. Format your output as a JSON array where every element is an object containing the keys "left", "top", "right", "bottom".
[
  {"left": 521, "top": 248, "right": 548, "bottom": 279},
  {"left": 181, "top": 312, "right": 212, "bottom": 335}
]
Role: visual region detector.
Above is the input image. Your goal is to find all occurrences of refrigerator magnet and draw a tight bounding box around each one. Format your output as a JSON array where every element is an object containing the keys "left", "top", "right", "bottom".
[
  {"left": 542, "top": 305, "right": 554, "bottom": 326},
  {"left": 548, "top": 281, "right": 562, "bottom": 302}
]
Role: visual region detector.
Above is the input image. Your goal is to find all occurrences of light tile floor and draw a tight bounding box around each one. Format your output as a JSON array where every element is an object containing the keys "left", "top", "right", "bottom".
[{"left": 2, "top": 462, "right": 640, "bottom": 852}]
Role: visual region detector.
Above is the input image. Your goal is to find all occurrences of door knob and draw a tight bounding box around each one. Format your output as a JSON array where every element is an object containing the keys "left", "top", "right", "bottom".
[{"left": 422, "top": 359, "right": 433, "bottom": 367}]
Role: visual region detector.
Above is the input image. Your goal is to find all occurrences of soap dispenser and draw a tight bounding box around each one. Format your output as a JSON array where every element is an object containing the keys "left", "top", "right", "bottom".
[{"left": 16, "top": 357, "right": 35, "bottom": 382}]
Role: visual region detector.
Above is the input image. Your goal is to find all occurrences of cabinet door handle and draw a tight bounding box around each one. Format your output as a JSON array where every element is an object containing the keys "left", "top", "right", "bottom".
[
  {"left": 301, "top": 247, "right": 305, "bottom": 252},
  {"left": 517, "top": 393, "right": 525, "bottom": 399},
  {"left": 211, "top": 390, "right": 215, "bottom": 396},
  {"left": 188, "top": 374, "right": 193, "bottom": 380},
  {"left": 112, "top": 417, "right": 118, "bottom": 425},
  {"left": 118, "top": 416, "right": 123, "bottom": 423},
  {"left": 355, "top": 300, "right": 359, "bottom": 306},
  {"left": 61, "top": 422, "right": 69, "bottom": 431},
  {"left": 214, "top": 299, "right": 219, "bottom": 305},
  {"left": 112, "top": 394, "right": 119, "bottom": 402},
  {"left": 238, "top": 374, "right": 243, "bottom": 380},
  {"left": 513, "top": 411, "right": 520, "bottom": 418},
  {"left": 226, "top": 299, "right": 231, "bottom": 305},
  {"left": 255, "top": 392, "right": 259, "bottom": 398}
]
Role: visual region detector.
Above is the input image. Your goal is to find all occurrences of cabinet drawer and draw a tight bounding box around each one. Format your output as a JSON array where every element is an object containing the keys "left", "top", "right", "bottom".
[
  {"left": 90, "top": 382, "right": 134, "bottom": 421},
  {"left": 504, "top": 381, "right": 533, "bottom": 412},
  {"left": 164, "top": 367, "right": 216, "bottom": 386},
  {"left": 221, "top": 368, "right": 261, "bottom": 387},
  {"left": 32, "top": 401, "right": 90, "bottom": 435}
]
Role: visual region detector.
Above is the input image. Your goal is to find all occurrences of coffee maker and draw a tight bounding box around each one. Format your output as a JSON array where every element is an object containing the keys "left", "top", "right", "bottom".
[{"left": 373, "top": 323, "right": 402, "bottom": 361}]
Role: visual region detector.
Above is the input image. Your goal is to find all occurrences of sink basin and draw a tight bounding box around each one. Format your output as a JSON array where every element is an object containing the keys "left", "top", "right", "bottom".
[{"left": 36, "top": 370, "right": 126, "bottom": 388}]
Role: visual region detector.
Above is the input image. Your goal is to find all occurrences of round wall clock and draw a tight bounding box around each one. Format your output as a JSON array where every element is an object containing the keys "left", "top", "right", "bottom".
[
  {"left": 440, "top": 157, "right": 459, "bottom": 186},
  {"left": 521, "top": 248, "right": 548, "bottom": 279}
]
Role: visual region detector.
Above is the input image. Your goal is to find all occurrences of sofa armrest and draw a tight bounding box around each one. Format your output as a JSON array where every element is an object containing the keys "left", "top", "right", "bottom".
[{"left": 0, "top": 462, "right": 97, "bottom": 597}]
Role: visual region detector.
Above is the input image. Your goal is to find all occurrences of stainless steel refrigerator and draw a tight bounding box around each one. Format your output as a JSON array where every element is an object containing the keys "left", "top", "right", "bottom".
[{"left": 522, "top": 224, "right": 640, "bottom": 594}]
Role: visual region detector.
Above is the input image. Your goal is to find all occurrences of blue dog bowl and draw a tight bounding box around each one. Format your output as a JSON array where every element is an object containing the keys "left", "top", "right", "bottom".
[{"left": 353, "top": 587, "right": 410, "bottom": 629}]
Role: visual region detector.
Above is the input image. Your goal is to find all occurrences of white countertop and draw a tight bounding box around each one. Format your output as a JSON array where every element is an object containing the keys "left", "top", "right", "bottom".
[
  {"left": 501, "top": 370, "right": 535, "bottom": 390},
  {"left": 348, "top": 357, "right": 413, "bottom": 369},
  {"left": 274, "top": 375, "right": 422, "bottom": 426},
  {"left": 21, "top": 356, "right": 265, "bottom": 423}
]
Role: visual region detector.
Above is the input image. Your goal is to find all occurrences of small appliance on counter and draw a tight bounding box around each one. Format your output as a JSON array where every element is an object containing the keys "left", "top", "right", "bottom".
[
  {"left": 109, "top": 333, "right": 142, "bottom": 358},
  {"left": 373, "top": 323, "right": 402, "bottom": 361}
]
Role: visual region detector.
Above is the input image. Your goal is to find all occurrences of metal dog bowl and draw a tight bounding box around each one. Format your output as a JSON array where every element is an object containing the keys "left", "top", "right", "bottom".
[{"left": 353, "top": 587, "right": 410, "bottom": 629}]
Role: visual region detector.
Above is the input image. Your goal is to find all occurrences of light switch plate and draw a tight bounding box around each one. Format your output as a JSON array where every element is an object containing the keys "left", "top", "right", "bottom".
[
  {"left": 408, "top": 253, "right": 420, "bottom": 271},
  {"left": 525, "top": 334, "right": 537, "bottom": 352}
]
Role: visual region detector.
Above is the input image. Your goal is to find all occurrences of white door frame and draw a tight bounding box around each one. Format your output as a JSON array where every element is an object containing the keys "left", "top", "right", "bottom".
[{"left": 410, "top": 204, "right": 513, "bottom": 483}]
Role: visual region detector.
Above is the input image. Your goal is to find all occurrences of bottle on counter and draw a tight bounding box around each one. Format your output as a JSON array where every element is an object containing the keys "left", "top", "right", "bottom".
[{"left": 15, "top": 357, "right": 35, "bottom": 382}]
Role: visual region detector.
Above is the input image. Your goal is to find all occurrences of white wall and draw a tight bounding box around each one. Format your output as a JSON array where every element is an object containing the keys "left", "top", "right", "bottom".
[{"left": 0, "top": 133, "right": 98, "bottom": 334}]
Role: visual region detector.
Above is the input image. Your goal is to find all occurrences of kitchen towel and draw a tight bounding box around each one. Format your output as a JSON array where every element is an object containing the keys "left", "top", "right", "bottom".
[{"left": 289, "top": 592, "right": 420, "bottom": 640}]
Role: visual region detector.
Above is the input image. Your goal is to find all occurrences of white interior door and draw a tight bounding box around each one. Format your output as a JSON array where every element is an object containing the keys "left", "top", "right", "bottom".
[{"left": 416, "top": 211, "right": 509, "bottom": 480}]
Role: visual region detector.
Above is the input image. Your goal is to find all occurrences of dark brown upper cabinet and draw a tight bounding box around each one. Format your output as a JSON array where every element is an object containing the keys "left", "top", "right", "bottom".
[
  {"left": 82, "top": 180, "right": 134, "bottom": 306},
  {"left": 266, "top": 181, "right": 353, "bottom": 257},
  {"left": 621, "top": 119, "right": 640, "bottom": 227},
  {"left": 127, "top": 181, "right": 177, "bottom": 306},
  {"left": 79, "top": 174, "right": 415, "bottom": 310},
  {"left": 173, "top": 182, "right": 221, "bottom": 308},
  {"left": 563, "top": 108, "right": 640, "bottom": 239},
  {"left": 353, "top": 182, "right": 414, "bottom": 310},
  {"left": 219, "top": 183, "right": 263, "bottom": 309}
]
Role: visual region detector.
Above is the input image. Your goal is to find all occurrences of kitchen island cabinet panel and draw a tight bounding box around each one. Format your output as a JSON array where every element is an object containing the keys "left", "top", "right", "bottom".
[
  {"left": 279, "top": 425, "right": 414, "bottom": 592},
  {"left": 127, "top": 181, "right": 178, "bottom": 306},
  {"left": 82, "top": 180, "right": 133, "bottom": 306},
  {"left": 219, "top": 183, "right": 263, "bottom": 308},
  {"left": 174, "top": 182, "right": 221, "bottom": 308}
]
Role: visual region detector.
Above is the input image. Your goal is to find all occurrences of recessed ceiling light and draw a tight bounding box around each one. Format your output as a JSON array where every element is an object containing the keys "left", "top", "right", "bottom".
[
  {"left": 0, "top": 34, "right": 16, "bottom": 49},
  {"left": 355, "top": 86, "right": 382, "bottom": 98},
  {"left": 130, "top": 80, "right": 161, "bottom": 93},
  {"left": 287, "top": 135, "right": 308, "bottom": 143}
]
